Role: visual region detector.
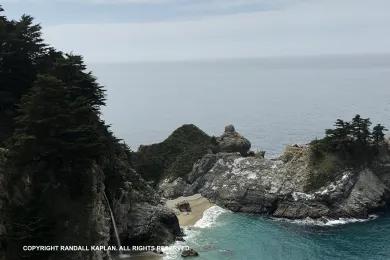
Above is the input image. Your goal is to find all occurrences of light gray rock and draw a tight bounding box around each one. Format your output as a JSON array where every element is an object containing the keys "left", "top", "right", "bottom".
[
  {"left": 337, "top": 169, "right": 389, "bottom": 218},
  {"left": 159, "top": 145, "right": 390, "bottom": 220},
  {"left": 159, "top": 178, "right": 187, "bottom": 199}
]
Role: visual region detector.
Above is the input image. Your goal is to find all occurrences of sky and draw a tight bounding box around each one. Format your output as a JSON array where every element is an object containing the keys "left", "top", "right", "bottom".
[{"left": 2, "top": 0, "right": 390, "bottom": 62}]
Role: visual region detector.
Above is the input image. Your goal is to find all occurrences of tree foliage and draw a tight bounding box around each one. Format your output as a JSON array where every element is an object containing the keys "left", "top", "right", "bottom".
[
  {"left": 0, "top": 8, "right": 106, "bottom": 143},
  {"left": 0, "top": 7, "right": 118, "bottom": 258},
  {"left": 10, "top": 75, "right": 106, "bottom": 166},
  {"left": 311, "top": 114, "right": 388, "bottom": 165}
]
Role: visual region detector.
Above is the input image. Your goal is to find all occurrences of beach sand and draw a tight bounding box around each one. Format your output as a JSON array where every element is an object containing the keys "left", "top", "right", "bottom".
[{"left": 166, "top": 194, "right": 214, "bottom": 226}]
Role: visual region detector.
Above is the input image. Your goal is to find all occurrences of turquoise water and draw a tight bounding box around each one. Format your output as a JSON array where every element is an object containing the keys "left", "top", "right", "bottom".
[{"left": 175, "top": 210, "right": 390, "bottom": 260}]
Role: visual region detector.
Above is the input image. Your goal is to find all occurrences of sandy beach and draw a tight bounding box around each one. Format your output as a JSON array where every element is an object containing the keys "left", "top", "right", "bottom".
[{"left": 166, "top": 194, "right": 214, "bottom": 227}]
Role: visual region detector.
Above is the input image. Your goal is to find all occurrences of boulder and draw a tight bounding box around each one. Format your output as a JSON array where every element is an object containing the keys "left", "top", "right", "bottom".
[
  {"left": 217, "top": 125, "right": 251, "bottom": 156},
  {"left": 124, "top": 203, "right": 182, "bottom": 245},
  {"left": 176, "top": 200, "right": 191, "bottom": 212},
  {"left": 159, "top": 178, "right": 187, "bottom": 199},
  {"left": 181, "top": 248, "right": 199, "bottom": 257}
]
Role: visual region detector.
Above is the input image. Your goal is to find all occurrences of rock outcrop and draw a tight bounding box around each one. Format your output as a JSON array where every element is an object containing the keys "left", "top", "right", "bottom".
[
  {"left": 132, "top": 124, "right": 252, "bottom": 186},
  {"left": 176, "top": 200, "right": 191, "bottom": 212},
  {"left": 216, "top": 125, "right": 251, "bottom": 156},
  {"left": 97, "top": 146, "right": 182, "bottom": 248},
  {"left": 181, "top": 248, "right": 199, "bottom": 257},
  {"left": 159, "top": 130, "right": 390, "bottom": 220},
  {"left": 105, "top": 163, "right": 181, "bottom": 247}
]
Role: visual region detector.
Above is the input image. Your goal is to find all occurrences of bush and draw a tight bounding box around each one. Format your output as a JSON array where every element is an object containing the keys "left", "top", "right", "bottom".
[{"left": 305, "top": 151, "right": 343, "bottom": 191}]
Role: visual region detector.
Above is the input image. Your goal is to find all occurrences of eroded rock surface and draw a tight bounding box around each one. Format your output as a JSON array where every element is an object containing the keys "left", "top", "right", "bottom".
[
  {"left": 160, "top": 145, "right": 390, "bottom": 220},
  {"left": 216, "top": 125, "right": 251, "bottom": 156}
]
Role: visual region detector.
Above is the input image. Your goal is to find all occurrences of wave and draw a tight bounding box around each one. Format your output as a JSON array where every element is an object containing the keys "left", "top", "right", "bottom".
[
  {"left": 163, "top": 206, "right": 228, "bottom": 259},
  {"left": 273, "top": 214, "right": 378, "bottom": 226},
  {"left": 194, "top": 205, "right": 229, "bottom": 228}
]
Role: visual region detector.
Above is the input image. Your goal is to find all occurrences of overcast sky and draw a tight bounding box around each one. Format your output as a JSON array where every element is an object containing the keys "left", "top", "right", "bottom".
[{"left": 2, "top": 0, "right": 390, "bottom": 62}]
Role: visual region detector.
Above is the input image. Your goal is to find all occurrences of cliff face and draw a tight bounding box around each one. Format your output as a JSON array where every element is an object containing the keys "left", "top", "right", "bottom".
[
  {"left": 159, "top": 127, "right": 390, "bottom": 220},
  {"left": 103, "top": 147, "right": 181, "bottom": 247},
  {"left": 1, "top": 155, "right": 111, "bottom": 260},
  {"left": 0, "top": 149, "right": 7, "bottom": 260},
  {"left": 0, "top": 145, "right": 180, "bottom": 260}
]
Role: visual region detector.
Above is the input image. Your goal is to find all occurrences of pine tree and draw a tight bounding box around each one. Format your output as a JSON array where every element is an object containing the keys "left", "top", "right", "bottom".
[
  {"left": 11, "top": 74, "right": 106, "bottom": 166},
  {"left": 0, "top": 10, "right": 47, "bottom": 142},
  {"left": 351, "top": 114, "right": 372, "bottom": 144},
  {"left": 372, "top": 124, "right": 388, "bottom": 145},
  {"left": 47, "top": 53, "right": 106, "bottom": 112}
]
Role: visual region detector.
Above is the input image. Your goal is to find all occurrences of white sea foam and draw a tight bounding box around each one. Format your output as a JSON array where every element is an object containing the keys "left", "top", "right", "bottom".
[
  {"left": 274, "top": 214, "right": 378, "bottom": 226},
  {"left": 194, "top": 205, "right": 229, "bottom": 228},
  {"left": 162, "top": 240, "right": 186, "bottom": 260},
  {"left": 162, "top": 227, "right": 199, "bottom": 260},
  {"left": 163, "top": 206, "right": 228, "bottom": 259}
]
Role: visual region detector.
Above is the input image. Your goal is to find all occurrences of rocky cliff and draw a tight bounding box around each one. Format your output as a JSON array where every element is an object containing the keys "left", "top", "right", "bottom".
[
  {"left": 0, "top": 149, "right": 7, "bottom": 260},
  {"left": 0, "top": 144, "right": 181, "bottom": 260},
  {"left": 159, "top": 126, "right": 390, "bottom": 220},
  {"left": 103, "top": 145, "right": 181, "bottom": 248}
]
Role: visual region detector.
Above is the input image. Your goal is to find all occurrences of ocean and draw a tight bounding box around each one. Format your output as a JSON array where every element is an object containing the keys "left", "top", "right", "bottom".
[
  {"left": 165, "top": 207, "right": 390, "bottom": 260},
  {"left": 91, "top": 54, "right": 390, "bottom": 157},
  {"left": 90, "top": 54, "right": 390, "bottom": 259}
]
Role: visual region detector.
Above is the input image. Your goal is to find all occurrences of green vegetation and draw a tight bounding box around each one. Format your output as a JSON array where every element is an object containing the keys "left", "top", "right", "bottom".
[
  {"left": 306, "top": 115, "right": 388, "bottom": 191},
  {"left": 132, "top": 124, "right": 217, "bottom": 184},
  {"left": 0, "top": 7, "right": 128, "bottom": 258},
  {"left": 310, "top": 115, "right": 387, "bottom": 163}
]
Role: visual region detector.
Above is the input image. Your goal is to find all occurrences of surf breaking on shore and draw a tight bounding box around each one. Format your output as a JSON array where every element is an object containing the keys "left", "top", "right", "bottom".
[
  {"left": 273, "top": 214, "right": 379, "bottom": 226},
  {"left": 163, "top": 203, "right": 229, "bottom": 260}
]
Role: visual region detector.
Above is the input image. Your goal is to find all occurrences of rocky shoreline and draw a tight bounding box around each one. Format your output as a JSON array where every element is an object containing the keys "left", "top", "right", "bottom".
[
  {"left": 156, "top": 125, "right": 390, "bottom": 221},
  {"left": 1, "top": 123, "right": 389, "bottom": 259}
]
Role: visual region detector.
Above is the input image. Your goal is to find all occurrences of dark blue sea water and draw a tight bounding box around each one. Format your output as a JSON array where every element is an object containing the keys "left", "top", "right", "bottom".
[{"left": 90, "top": 55, "right": 390, "bottom": 260}]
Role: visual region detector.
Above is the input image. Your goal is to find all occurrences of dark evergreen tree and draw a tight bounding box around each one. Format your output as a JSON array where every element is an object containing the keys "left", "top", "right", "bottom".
[
  {"left": 311, "top": 115, "right": 387, "bottom": 165},
  {"left": 0, "top": 10, "right": 47, "bottom": 142},
  {"left": 10, "top": 75, "right": 106, "bottom": 166},
  {"left": 5, "top": 74, "right": 109, "bottom": 253},
  {"left": 372, "top": 124, "right": 388, "bottom": 145},
  {"left": 47, "top": 53, "right": 106, "bottom": 112},
  {"left": 351, "top": 114, "right": 372, "bottom": 144},
  {"left": 325, "top": 119, "right": 352, "bottom": 152}
]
